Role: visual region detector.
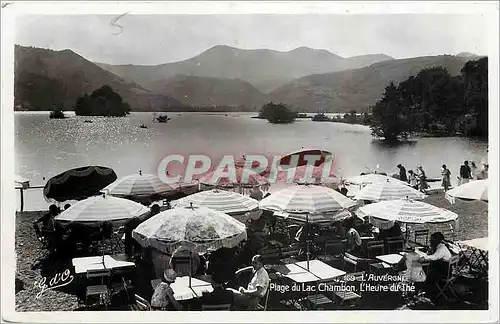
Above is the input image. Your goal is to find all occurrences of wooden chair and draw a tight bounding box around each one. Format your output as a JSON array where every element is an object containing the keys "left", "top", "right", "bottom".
[
  {"left": 366, "top": 241, "right": 385, "bottom": 258},
  {"left": 85, "top": 269, "right": 111, "bottom": 307},
  {"left": 317, "top": 240, "right": 346, "bottom": 264},
  {"left": 343, "top": 253, "right": 362, "bottom": 272},
  {"left": 132, "top": 294, "right": 151, "bottom": 311},
  {"left": 385, "top": 237, "right": 405, "bottom": 254},
  {"left": 414, "top": 229, "right": 429, "bottom": 247},
  {"left": 202, "top": 303, "right": 232, "bottom": 311},
  {"left": 333, "top": 271, "right": 364, "bottom": 309},
  {"left": 256, "top": 285, "right": 271, "bottom": 311},
  {"left": 111, "top": 226, "right": 126, "bottom": 253},
  {"left": 441, "top": 224, "right": 456, "bottom": 241},
  {"left": 435, "top": 255, "right": 461, "bottom": 301}
]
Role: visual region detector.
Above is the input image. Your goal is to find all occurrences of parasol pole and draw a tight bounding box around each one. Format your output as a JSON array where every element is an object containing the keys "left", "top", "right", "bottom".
[{"left": 306, "top": 212, "right": 310, "bottom": 271}]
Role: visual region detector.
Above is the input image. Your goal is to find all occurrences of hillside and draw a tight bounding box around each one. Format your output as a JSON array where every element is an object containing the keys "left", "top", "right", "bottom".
[
  {"left": 14, "top": 46, "right": 182, "bottom": 112},
  {"left": 149, "top": 75, "right": 266, "bottom": 109},
  {"left": 269, "top": 55, "right": 479, "bottom": 113},
  {"left": 97, "top": 45, "right": 394, "bottom": 93}
]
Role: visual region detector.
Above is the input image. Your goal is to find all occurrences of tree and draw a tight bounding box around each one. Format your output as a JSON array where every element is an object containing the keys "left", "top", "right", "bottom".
[
  {"left": 370, "top": 82, "right": 411, "bottom": 141},
  {"left": 258, "top": 102, "right": 296, "bottom": 124},
  {"left": 74, "top": 85, "right": 131, "bottom": 116},
  {"left": 461, "top": 57, "right": 488, "bottom": 138}
]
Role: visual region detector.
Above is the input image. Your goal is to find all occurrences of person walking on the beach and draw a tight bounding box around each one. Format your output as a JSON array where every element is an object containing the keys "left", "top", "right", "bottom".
[
  {"left": 441, "top": 164, "right": 451, "bottom": 192},
  {"left": 408, "top": 170, "right": 418, "bottom": 189},
  {"left": 459, "top": 161, "right": 472, "bottom": 185},
  {"left": 397, "top": 164, "right": 408, "bottom": 182},
  {"left": 416, "top": 165, "right": 429, "bottom": 193},
  {"left": 470, "top": 161, "right": 478, "bottom": 180}
]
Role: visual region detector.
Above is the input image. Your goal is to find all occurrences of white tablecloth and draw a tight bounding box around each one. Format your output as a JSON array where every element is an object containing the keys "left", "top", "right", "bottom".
[
  {"left": 376, "top": 254, "right": 404, "bottom": 265},
  {"left": 72, "top": 254, "right": 135, "bottom": 274},
  {"left": 170, "top": 276, "right": 213, "bottom": 301},
  {"left": 294, "top": 260, "right": 346, "bottom": 280}
]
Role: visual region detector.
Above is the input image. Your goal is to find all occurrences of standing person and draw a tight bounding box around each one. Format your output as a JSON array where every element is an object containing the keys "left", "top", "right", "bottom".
[
  {"left": 459, "top": 161, "right": 472, "bottom": 184},
  {"left": 470, "top": 162, "right": 478, "bottom": 180},
  {"left": 441, "top": 164, "right": 451, "bottom": 192},
  {"left": 416, "top": 165, "right": 429, "bottom": 193},
  {"left": 408, "top": 170, "right": 418, "bottom": 189},
  {"left": 397, "top": 164, "right": 408, "bottom": 182}
]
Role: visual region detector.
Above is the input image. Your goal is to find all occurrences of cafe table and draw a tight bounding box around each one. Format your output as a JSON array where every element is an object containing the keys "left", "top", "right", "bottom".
[
  {"left": 151, "top": 276, "right": 213, "bottom": 301},
  {"left": 294, "top": 260, "right": 346, "bottom": 280},
  {"left": 72, "top": 254, "right": 136, "bottom": 275},
  {"left": 375, "top": 253, "right": 404, "bottom": 266}
]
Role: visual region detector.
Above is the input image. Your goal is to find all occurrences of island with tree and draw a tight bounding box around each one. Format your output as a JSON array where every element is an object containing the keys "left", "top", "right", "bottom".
[
  {"left": 74, "top": 85, "right": 131, "bottom": 117},
  {"left": 257, "top": 102, "right": 297, "bottom": 124}
]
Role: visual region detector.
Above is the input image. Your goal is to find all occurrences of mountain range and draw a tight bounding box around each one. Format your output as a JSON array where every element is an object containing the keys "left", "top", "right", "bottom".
[{"left": 14, "top": 45, "right": 482, "bottom": 113}]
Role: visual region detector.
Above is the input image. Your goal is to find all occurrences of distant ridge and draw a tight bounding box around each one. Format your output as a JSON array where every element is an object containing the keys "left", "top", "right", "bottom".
[
  {"left": 14, "top": 45, "right": 182, "bottom": 112},
  {"left": 268, "top": 54, "right": 485, "bottom": 112},
  {"left": 96, "top": 45, "right": 394, "bottom": 93}
]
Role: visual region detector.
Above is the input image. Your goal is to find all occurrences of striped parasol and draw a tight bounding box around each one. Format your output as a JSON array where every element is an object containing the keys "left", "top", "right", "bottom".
[
  {"left": 275, "top": 209, "right": 353, "bottom": 224},
  {"left": 356, "top": 199, "right": 458, "bottom": 225},
  {"left": 132, "top": 205, "right": 247, "bottom": 254},
  {"left": 445, "top": 179, "right": 488, "bottom": 203},
  {"left": 171, "top": 189, "right": 261, "bottom": 223},
  {"left": 54, "top": 194, "right": 149, "bottom": 223},
  {"left": 104, "top": 171, "right": 178, "bottom": 199},
  {"left": 259, "top": 185, "right": 356, "bottom": 216},
  {"left": 353, "top": 178, "right": 426, "bottom": 201},
  {"left": 345, "top": 173, "right": 409, "bottom": 186}
]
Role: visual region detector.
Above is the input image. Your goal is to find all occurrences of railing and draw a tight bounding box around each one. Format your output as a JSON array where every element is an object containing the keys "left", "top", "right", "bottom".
[{"left": 15, "top": 185, "right": 45, "bottom": 212}]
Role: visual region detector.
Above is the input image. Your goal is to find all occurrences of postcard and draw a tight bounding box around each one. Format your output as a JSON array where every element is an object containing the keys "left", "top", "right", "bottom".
[{"left": 1, "top": 1, "right": 498, "bottom": 323}]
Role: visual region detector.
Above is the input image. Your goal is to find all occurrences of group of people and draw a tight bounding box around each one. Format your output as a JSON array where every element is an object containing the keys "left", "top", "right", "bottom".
[
  {"left": 396, "top": 158, "right": 488, "bottom": 193},
  {"left": 150, "top": 254, "right": 270, "bottom": 311},
  {"left": 396, "top": 164, "right": 429, "bottom": 192}
]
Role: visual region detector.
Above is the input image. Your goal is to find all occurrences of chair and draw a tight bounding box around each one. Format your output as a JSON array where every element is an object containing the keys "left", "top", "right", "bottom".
[
  {"left": 132, "top": 294, "right": 151, "bottom": 311},
  {"left": 318, "top": 240, "right": 346, "bottom": 264},
  {"left": 85, "top": 269, "right": 111, "bottom": 307},
  {"left": 385, "top": 237, "right": 405, "bottom": 254},
  {"left": 202, "top": 304, "right": 232, "bottom": 311},
  {"left": 414, "top": 229, "right": 429, "bottom": 247},
  {"left": 111, "top": 226, "right": 125, "bottom": 253},
  {"left": 366, "top": 241, "right": 385, "bottom": 258},
  {"left": 343, "top": 253, "right": 361, "bottom": 272},
  {"left": 333, "top": 271, "right": 364, "bottom": 309},
  {"left": 435, "top": 255, "right": 460, "bottom": 301},
  {"left": 256, "top": 285, "right": 271, "bottom": 311}
]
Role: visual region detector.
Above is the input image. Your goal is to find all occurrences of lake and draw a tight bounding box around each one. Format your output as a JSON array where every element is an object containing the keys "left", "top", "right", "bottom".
[{"left": 15, "top": 112, "right": 488, "bottom": 211}]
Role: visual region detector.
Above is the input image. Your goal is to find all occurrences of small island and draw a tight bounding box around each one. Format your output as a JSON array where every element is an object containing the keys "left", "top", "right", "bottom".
[
  {"left": 74, "top": 85, "right": 131, "bottom": 117},
  {"left": 257, "top": 102, "right": 297, "bottom": 124},
  {"left": 49, "top": 108, "right": 66, "bottom": 119},
  {"left": 155, "top": 114, "right": 171, "bottom": 123}
]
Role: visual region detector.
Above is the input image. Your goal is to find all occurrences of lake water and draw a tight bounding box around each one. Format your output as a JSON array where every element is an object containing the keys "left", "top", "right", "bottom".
[{"left": 15, "top": 112, "right": 488, "bottom": 211}]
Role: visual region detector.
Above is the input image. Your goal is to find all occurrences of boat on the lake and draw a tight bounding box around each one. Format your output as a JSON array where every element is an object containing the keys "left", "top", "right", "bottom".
[
  {"left": 84, "top": 120, "right": 93, "bottom": 123},
  {"left": 140, "top": 124, "right": 148, "bottom": 129}
]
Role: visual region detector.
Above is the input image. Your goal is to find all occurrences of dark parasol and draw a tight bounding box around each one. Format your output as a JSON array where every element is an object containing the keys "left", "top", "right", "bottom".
[{"left": 43, "top": 166, "right": 117, "bottom": 202}]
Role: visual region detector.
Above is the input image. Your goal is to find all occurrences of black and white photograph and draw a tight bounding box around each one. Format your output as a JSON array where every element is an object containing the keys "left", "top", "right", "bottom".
[{"left": 1, "top": 1, "right": 498, "bottom": 323}]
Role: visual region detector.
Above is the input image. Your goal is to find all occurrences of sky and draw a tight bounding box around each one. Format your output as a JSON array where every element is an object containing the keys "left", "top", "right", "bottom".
[{"left": 15, "top": 14, "right": 489, "bottom": 65}]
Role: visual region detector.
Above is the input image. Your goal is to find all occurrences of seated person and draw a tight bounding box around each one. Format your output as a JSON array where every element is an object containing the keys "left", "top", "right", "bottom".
[
  {"left": 379, "top": 221, "right": 402, "bottom": 240},
  {"left": 418, "top": 232, "right": 453, "bottom": 299},
  {"left": 151, "top": 269, "right": 183, "bottom": 311},
  {"left": 170, "top": 246, "right": 201, "bottom": 277},
  {"left": 197, "top": 272, "right": 233, "bottom": 308},
  {"left": 228, "top": 255, "right": 270, "bottom": 310},
  {"left": 344, "top": 218, "right": 362, "bottom": 256}
]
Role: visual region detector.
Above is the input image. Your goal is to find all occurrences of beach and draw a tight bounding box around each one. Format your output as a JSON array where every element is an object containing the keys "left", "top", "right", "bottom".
[{"left": 14, "top": 190, "right": 488, "bottom": 312}]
